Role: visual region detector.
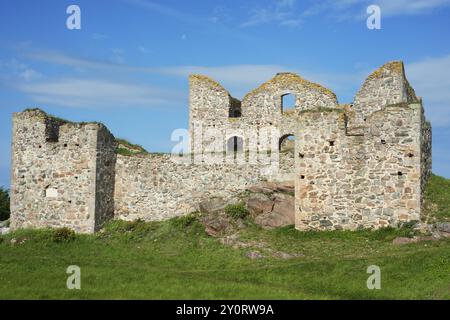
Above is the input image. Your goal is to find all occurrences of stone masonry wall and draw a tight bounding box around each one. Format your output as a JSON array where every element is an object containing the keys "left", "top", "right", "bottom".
[
  {"left": 94, "top": 126, "right": 117, "bottom": 230},
  {"left": 10, "top": 109, "right": 116, "bottom": 233},
  {"left": 295, "top": 103, "right": 425, "bottom": 231},
  {"left": 350, "top": 61, "right": 419, "bottom": 131},
  {"left": 189, "top": 72, "right": 339, "bottom": 181},
  {"left": 114, "top": 154, "right": 269, "bottom": 221},
  {"left": 421, "top": 115, "right": 432, "bottom": 201}
]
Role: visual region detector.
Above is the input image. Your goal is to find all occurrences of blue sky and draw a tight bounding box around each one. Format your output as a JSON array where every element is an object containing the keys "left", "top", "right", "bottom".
[{"left": 1, "top": 0, "right": 450, "bottom": 188}]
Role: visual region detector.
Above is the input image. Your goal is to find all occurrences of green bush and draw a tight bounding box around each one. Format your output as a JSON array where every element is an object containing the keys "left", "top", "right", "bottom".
[
  {"left": 225, "top": 203, "right": 249, "bottom": 220},
  {"left": 170, "top": 214, "right": 198, "bottom": 228},
  {"left": 52, "top": 227, "right": 76, "bottom": 243},
  {"left": 0, "top": 187, "right": 10, "bottom": 221}
]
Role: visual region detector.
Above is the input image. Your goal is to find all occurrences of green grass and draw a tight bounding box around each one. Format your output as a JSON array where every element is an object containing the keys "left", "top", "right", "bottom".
[
  {"left": 0, "top": 217, "right": 449, "bottom": 299},
  {"left": 116, "top": 138, "right": 148, "bottom": 156},
  {"left": 423, "top": 174, "right": 450, "bottom": 222},
  {"left": 1, "top": 175, "right": 449, "bottom": 299}
]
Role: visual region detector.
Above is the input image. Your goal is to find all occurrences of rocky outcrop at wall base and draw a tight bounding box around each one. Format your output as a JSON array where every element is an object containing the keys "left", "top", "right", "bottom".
[{"left": 246, "top": 182, "right": 295, "bottom": 229}]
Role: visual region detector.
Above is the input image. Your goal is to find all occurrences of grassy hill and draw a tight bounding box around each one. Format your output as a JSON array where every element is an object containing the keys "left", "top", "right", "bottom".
[{"left": 0, "top": 175, "right": 449, "bottom": 299}]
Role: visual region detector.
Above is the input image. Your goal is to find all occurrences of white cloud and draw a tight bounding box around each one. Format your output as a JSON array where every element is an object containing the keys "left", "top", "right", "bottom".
[
  {"left": 375, "top": 0, "right": 450, "bottom": 16},
  {"left": 110, "top": 48, "right": 126, "bottom": 64},
  {"left": 406, "top": 54, "right": 450, "bottom": 127},
  {"left": 18, "top": 79, "right": 183, "bottom": 108},
  {"left": 302, "top": 0, "right": 450, "bottom": 21},
  {"left": 240, "top": 0, "right": 301, "bottom": 28},
  {"left": 21, "top": 48, "right": 450, "bottom": 121},
  {"left": 26, "top": 50, "right": 121, "bottom": 71},
  {"left": 0, "top": 59, "right": 42, "bottom": 81},
  {"left": 208, "top": 5, "right": 232, "bottom": 24},
  {"left": 138, "top": 46, "right": 152, "bottom": 54},
  {"left": 123, "top": 0, "right": 200, "bottom": 25},
  {"left": 92, "top": 33, "right": 108, "bottom": 40}
]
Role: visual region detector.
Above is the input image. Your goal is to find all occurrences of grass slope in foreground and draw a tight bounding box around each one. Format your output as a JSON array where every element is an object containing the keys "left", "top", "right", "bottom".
[{"left": 0, "top": 175, "right": 449, "bottom": 299}]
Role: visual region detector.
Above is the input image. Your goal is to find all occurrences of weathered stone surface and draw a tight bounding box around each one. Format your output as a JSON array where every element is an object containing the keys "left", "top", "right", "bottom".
[
  {"left": 198, "top": 198, "right": 227, "bottom": 214},
  {"left": 201, "top": 213, "right": 232, "bottom": 237},
  {"left": 393, "top": 235, "right": 439, "bottom": 245},
  {"left": 10, "top": 109, "right": 116, "bottom": 234},
  {"left": 436, "top": 222, "right": 450, "bottom": 234},
  {"left": 393, "top": 237, "right": 417, "bottom": 245},
  {"left": 296, "top": 63, "right": 431, "bottom": 231},
  {"left": 247, "top": 193, "right": 273, "bottom": 216}
]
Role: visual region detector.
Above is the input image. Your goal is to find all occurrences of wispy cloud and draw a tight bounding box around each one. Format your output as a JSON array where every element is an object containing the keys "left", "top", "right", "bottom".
[
  {"left": 110, "top": 48, "right": 126, "bottom": 64},
  {"left": 17, "top": 79, "right": 183, "bottom": 108},
  {"left": 0, "top": 58, "right": 42, "bottom": 82},
  {"left": 138, "top": 46, "right": 152, "bottom": 54},
  {"left": 21, "top": 48, "right": 362, "bottom": 99},
  {"left": 25, "top": 49, "right": 123, "bottom": 71},
  {"left": 375, "top": 0, "right": 450, "bottom": 16},
  {"left": 123, "top": 0, "right": 200, "bottom": 25},
  {"left": 241, "top": 0, "right": 301, "bottom": 28},
  {"left": 406, "top": 54, "right": 450, "bottom": 127},
  {"left": 18, "top": 47, "right": 450, "bottom": 121},
  {"left": 92, "top": 33, "right": 108, "bottom": 40},
  {"left": 302, "top": 0, "right": 450, "bottom": 21}
]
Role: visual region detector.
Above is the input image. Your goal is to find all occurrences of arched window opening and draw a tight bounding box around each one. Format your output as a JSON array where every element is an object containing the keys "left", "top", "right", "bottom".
[
  {"left": 279, "top": 134, "right": 295, "bottom": 177},
  {"left": 281, "top": 94, "right": 296, "bottom": 114},
  {"left": 279, "top": 134, "right": 295, "bottom": 152},
  {"left": 227, "top": 136, "right": 244, "bottom": 154}
]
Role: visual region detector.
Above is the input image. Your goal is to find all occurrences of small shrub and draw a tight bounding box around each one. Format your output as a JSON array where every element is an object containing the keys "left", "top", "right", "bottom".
[
  {"left": 170, "top": 214, "right": 198, "bottom": 228},
  {"left": 225, "top": 203, "right": 249, "bottom": 220},
  {"left": 52, "top": 227, "right": 76, "bottom": 243},
  {"left": 0, "top": 187, "right": 10, "bottom": 221}
]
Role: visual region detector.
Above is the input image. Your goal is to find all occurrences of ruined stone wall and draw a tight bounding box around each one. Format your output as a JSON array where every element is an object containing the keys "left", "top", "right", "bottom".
[
  {"left": 189, "top": 72, "right": 339, "bottom": 181},
  {"left": 94, "top": 126, "right": 117, "bottom": 230},
  {"left": 421, "top": 115, "right": 432, "bottom": 199},
  {"left": 350, "top": 61, "right": 419, "bottom": 130},
  {"left": 10, "top": 109, "right": 116, "bottom": 233},
  {"left": 9, "top": 61, "right": 432, "bottom": 234},
  {"left": 295, "top": 103, "right": 424, "bottom": 231},
  {"left": 114, "top": 154, "right": 270, "bottom": 221}
]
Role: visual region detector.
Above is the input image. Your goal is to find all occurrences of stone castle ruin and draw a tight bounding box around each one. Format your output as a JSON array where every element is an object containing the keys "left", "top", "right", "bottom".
[{"left": 10, "top": 61, "right": 432, "bottom": 233}]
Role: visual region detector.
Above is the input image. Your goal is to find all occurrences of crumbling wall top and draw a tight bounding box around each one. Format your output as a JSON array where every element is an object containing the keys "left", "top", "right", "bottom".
[{"left": 243, "top": 72, "right": 338, "bottom": 102}]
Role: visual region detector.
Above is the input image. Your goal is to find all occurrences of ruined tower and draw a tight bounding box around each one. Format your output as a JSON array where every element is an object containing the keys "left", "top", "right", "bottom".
[{"left": 10, "top": 109, "right": 116, "bottom": 233}]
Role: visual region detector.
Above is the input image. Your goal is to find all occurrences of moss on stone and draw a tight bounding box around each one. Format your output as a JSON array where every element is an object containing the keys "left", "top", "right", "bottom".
[
  {"left": 299, "top": 107, "right": 344, "bottom": 114},
  {"left": 366, "top": 61, "right": 404, "bottom": 81},
  {"left": 243, "top": 72, "right": 337, "bottom": 101},
  {"left": 189, "top": 74, "right": 227, "bottom": 92},
  {"left": 116, "top": 138, "right": 148, "bottom": 156}
]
